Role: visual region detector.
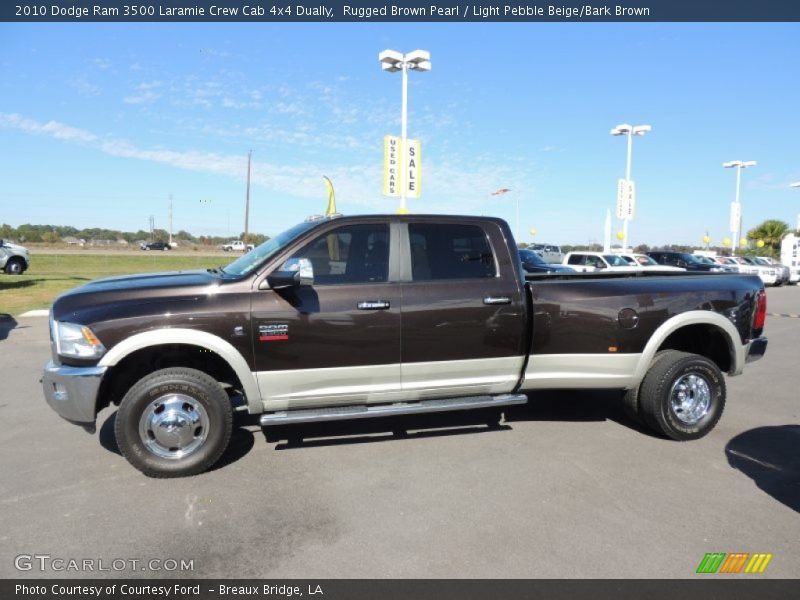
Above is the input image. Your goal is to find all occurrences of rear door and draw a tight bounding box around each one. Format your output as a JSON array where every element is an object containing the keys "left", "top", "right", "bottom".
[
  {"left": 399, "top": 220, "right": 526, "bottom": 399},
  {"left": 252, "top": 221, "right": 401, "bottom": 409}
]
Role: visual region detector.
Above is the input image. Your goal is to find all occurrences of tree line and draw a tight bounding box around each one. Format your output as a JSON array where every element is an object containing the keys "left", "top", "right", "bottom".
[{"left": 0, "top": 223, "right": 269, "bottom": 246}]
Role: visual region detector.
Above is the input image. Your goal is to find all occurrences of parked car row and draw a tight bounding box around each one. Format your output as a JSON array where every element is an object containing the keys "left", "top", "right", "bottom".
[{"left": 523, "top": 248, "right": 796, "bottom": 286}]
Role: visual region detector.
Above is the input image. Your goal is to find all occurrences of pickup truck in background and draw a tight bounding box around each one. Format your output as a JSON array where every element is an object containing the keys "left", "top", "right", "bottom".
[
  {"left": 42, "top": 215, "right": 768, "bottom": 477},
  {"left": 222, "top": 240, "right": 254, "bottom": 252},
  {"left": 0, "top": 239, "right": 30, "bottom": 274}
]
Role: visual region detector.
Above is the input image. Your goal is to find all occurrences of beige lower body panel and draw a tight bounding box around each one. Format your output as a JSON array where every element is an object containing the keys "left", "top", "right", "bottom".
[
  {"left": 521, "top": 353, "right": 641, "bottom": 390},
  {"left": 257, "top": 356, "right": 524, "bottom": 411}
]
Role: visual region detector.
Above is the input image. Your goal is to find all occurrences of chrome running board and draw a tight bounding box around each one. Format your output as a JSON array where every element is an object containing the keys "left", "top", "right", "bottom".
[{"left": 259, "top": 393, "right": 527, "bottom": 426}]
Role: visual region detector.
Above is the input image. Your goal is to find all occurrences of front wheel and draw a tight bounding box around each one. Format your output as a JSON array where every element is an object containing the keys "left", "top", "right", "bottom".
[
  {"left": 638, "top": 350, "right": 726, "bottom": 441},
  {"left": 4, "top": 258, "right": 25, "bottom": 274},
  {"left": 115, "top": 367, "right": 233, "bottom": 477}
]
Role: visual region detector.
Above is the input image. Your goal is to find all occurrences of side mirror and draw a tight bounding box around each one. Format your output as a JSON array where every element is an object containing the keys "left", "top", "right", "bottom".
[
  {"left": 677, "top": 260, "right": 687, "bottom": 268},
  {"left": 264, "top": 258, "right": 314, "bottom": 290}
]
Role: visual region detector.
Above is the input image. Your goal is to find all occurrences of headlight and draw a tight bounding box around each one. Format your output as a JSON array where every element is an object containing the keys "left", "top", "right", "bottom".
[{"left": 53, "top": 321, "right": 106, "bottom": 359}]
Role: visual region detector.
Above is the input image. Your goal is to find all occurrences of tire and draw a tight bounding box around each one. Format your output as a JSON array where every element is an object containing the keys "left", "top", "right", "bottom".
[
  {"left": 638, "top": 350, "right": 726, "bottom": 441},
  {"left": 621, "top": 350, "right": 672, "bottom": 424},
  {"left": 4, "top": 258, "right": 24, "bottom": 275},
  {"left": 115, "top": 367, "right": 233, "bottom": 478}
]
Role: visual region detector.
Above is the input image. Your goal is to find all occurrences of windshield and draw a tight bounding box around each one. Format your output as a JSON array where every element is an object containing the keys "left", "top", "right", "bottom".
[
  {"left": 632, "top": 254, "right": 659, "bottom": 266},
  {"left": 223, "top": 221, "right": 319, "bottom": 277},
  {"left": 754, "top": 258, "right": 770, "bottom": 265},
  {"left": 603, "top": 255, "right": 630, "bottom": 267},
  {"left": 520, "top": 249, "right": 547, "bottom": 265}
]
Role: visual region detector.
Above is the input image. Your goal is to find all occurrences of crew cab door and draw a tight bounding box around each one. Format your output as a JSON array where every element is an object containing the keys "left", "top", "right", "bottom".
[
  {"left": 252, "top": 221, "right": 401, "bottom": 409},
  {"left": 399, "top": 220, "right": 526, "bottom": 398}
]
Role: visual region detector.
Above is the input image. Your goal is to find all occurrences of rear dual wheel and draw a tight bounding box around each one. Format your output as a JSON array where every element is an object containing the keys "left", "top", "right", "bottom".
[{"left": 624, "top": 350, "right": 726, "bottom": 440}]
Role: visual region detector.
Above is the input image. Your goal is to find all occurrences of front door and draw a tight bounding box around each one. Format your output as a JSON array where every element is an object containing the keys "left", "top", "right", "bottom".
[{"left": 252, "top": 222, "right": 401, "bottom": 410}]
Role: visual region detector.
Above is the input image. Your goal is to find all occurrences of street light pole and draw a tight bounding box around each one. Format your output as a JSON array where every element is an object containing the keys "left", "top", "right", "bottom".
[
  {"left": 379, "top": 49, "right": 431, "bottom": 214},
  {"left": 723, "top": 160, "right": 756, "bottom": 257},
  {"left": 611, "top": 123, "right": 651, "bottom": 251}
]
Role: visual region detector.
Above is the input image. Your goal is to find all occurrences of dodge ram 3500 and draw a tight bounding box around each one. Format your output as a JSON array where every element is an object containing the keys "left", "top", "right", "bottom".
[{"left": 42, "top": 215, "right": 768, "bottom": 477}]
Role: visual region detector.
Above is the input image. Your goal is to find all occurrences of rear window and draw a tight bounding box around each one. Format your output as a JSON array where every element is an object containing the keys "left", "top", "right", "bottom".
[{"left": 409, "top": 223, "right": 497, "bottom": 280}]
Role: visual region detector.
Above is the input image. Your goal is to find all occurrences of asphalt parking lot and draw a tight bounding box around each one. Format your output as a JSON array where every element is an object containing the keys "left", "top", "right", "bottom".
[{"left": 1, "top": 287, "right": 798, "bottom": 579}]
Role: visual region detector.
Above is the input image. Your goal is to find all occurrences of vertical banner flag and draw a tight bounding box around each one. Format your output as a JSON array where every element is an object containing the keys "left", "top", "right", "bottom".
[
  {"left": 323, "top": 175, "right": 336, "bottom": 216},
  {"left": 383, "top": 135, "right": 401, "bottom": 197},
  {"left": 405, "top": 139, "right": 421, "bottom": 198},
  {"left": 384, "top": 136, "right": 422, "bottom": 198},
  {"left": 616, "top": 179, "right": 636, "bottom": 220}
]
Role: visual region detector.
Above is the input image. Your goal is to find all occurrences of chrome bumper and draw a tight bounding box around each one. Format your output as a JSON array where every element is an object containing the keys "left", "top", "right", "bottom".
[
  {"left": 41, "top": 361, "right": 106, "bottom": 426},
  {"left": 745, "top": 337, "right": 768, "bottom": 364}
]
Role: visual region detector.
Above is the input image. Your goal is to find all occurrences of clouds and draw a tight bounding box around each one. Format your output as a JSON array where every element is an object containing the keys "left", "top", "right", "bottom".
[
  {"left": 123, "top": 80, "right": 163, "bottom": 104},
  {"left": 0, "top": 111, "right": 525, "bottom": 217},
  {"left": 0, "top": 113, "right": 98, "bottom": 143}
]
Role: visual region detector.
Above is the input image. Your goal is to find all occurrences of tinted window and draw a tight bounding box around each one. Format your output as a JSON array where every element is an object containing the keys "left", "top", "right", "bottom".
[
  {"left": 520, "top": 249, "right": 547, "bottom": 265},
  {"left": 409, "top": 223, "right": 496, "bottom": 280},
  {"left": 294, "top": 223, "right": 389, "bottom": 285},
  {"left": 567, "top": 254, "right": 585, "bottom": 265}
]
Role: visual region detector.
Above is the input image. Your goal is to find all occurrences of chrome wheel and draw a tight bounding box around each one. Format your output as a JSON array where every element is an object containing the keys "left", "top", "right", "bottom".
[
  {"left": 669, "top": 373, "right": 711, "bottom": 425},
  {"left": 138, "top": 394, "right": 209, "bottom": 460}
]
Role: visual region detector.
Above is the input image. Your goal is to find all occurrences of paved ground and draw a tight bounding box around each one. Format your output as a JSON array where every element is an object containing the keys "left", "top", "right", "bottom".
[{"left": 0, "top": 287, "right": 797, "bottom": 579}]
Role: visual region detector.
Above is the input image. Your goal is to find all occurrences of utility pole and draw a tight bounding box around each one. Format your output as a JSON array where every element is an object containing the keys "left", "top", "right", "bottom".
[
  {"left": 168, "top": 193, "right": 173, "bottom": 245},
  {"left": 244, "top": 150, "right": 251, "bottom": 244},
  {"left": 149, "top": 215, "right": 154, "bottom": 240}
]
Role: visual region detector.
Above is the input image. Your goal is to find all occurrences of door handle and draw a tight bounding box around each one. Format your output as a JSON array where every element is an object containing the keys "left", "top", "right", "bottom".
[
  {"left": 483, "top": 296, "right": 511, "bottom": 305},
  {"left": 357, "top": 300, "right": 391, "bottom": 310}
]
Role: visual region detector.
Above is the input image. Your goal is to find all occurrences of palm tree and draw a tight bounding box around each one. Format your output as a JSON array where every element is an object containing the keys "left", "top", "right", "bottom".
[{"left": 747, "top": 220, "right": 789, "bottom": 256}]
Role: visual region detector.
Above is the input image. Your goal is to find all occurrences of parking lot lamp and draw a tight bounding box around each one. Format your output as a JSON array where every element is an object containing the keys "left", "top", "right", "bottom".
[
  {"left": 611, "top": 123, "right": 651, "bottom": 251},
  {"left": 379, "top": 49, "right": 431, "bottom": 214},
  {"left": 723, "top": 160, "right": 757, "bottom": 257}
]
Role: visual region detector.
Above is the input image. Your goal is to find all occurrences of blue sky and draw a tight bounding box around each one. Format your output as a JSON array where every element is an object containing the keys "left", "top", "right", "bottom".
[{"left": 1, "top": 22, "right": 799, "bottom": 245}]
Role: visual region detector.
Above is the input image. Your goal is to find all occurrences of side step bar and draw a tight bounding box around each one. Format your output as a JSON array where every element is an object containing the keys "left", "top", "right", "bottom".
[{"left": 259, "top": 393, "right": 528, "bottom": 426}]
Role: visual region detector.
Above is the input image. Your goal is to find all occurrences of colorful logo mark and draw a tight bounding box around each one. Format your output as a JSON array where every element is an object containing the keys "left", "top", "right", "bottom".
[{"left": 696, "top": 552, "right": 773, "bottom": 574}]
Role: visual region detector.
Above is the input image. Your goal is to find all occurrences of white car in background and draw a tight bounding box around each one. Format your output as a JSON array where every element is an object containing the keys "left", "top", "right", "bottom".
[
  {"left": 756, "top": 256, "right": 790, "bottom": 285},
  {"left": 713, "top": 256, "right": 744, "bottom": 271},
  {"left": 562, "top": 252, "right": 639, "bottom": 273},
  {"left": 727, "top": 256, "right": 779, "bottom": 286},
  {"left": 617, "top": 253, "right": 686, "bottom": 272}
]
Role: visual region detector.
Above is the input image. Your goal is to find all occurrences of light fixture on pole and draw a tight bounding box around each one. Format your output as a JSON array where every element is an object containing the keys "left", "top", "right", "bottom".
[
  {"left": 610, "top": 123, "right": 651, "bottom": 251},
  {"left": 723, "top": 160, "right": 756, "bottom": 257},
  {"left": 379, "top": 49, "right": 431, "bottom": 214}
]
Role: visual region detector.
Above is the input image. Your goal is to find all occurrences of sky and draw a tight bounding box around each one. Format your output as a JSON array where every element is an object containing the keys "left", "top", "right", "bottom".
[{"left": 1, "top": 22, "right": 799, "bottom": 246}]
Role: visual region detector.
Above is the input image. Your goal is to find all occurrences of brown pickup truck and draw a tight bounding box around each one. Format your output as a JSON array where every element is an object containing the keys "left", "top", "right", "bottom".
[{"left": 42, "top": 214, "right": 768, "bottom": 477}]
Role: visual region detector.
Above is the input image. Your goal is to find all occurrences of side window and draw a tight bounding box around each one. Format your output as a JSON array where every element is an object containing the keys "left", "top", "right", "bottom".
[
  {"left": 294, "top": 223, "right": 389, "bottom": 285},
  {"left": 408, "top": 223, "right": 496, "bottom": 281},
  {"left": 567, "top": 254, "right": 584, "bottom": 266}
]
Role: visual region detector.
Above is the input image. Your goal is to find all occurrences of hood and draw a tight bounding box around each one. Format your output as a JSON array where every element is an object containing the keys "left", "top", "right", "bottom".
[
  {"left": 1, "top": 242, "right": 28, "bottom": 255},
  {"left": 52, "top": 269, "right": 222, "bottom": 321}
]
